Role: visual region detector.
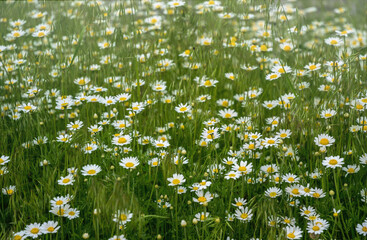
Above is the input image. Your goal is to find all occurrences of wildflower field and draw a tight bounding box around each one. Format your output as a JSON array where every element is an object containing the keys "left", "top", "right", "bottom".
[{"left": 1, "top": 0, "right": 367, "bottom": 239}]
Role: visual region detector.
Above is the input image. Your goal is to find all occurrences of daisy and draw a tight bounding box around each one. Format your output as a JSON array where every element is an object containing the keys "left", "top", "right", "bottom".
[
  {"left": 285, "top": 225, "right": 303, "bottom": 239},
  {"left": 167, "top": 173, "right": 186, "bottom": 186},
  {"left": 109, "top": 235, "right": 127, "bottom": 240},
  {"left": 360, "top": 153, "right": 367, "bottom": 165},
  {"left": 322, "top": 156, "right": 344, "bottom": 169},
  {"left": 153, "top": 140, "right": 170, "bottom": 148},
  {"left": 56, "top": 134, "right": 72, "bottom": 143},
  {"left": 18, "top": 103, "right": 37, "bottom": 113},
  {"left": 283, "top": 173, "right": 299, "bottom": 183},
  {"left": 311, "top": 188, "right": 326, "bottom": 198},
  {"left": 262, "top": 137, "right": 280, "bottom": 148},
  {"left": 325, "top": 37, "right": 344, "bottom": 47},
  {"left": 218, "top": 109, "right": 238, "bottom": 119},
  {"left": 265, "top": 72, "right": 281, "bottom": 81},
  {"left": 193, "top": 190, "right": 213, "bottom": 205},
  {"left": 120, "top": 157, "right": 140, "bottom": 169},
  {"left": 112, "top": 209, "right": 133, "bottom": 225},
  {"left": 320, "top": 109, "right": 337, "bottom": 119},
  {"left": 342, "top": 164, "right": 360, "bottom": 175},
  {"left": 175, "top": 103, "right": 191, "bottom": 113},
  {"left": 58, "top": 174, "right": 75, "bottom": 186},
  {"left": 195, "top": 212, "right": 210, "bottom": 222},
  {"left": 177, "top": 186, "right": 187, "bottom": 194},
  {"left": 356, "top": 220, "right": 367, "bottom": 236},
  {"left": 276, "top": 129, "right": 292, "bottom": 139},
  {"left": 81, "top": 164, "right": 102, "bottom": 176},
  {"left": 2, "top": 185, "right": 16, "bottom": 195},
  {"left": 65, "top": 207, "right": 80, "bottom": 220},
  {"left": 232, "top": 197, "right": 247, "bottom": 207},
  {"left": 0, "top": 155, "right": 10, "bottom": 165},
  {"left": 11, "top": 231, "right": 25, "bottom": 240},
  {"left": 305, "top": 63, "right": 321, "bottom": 72},
  {"left": 112, "top": 134, "right": 132, "bottom": 146},
  {"left": 225, "top": 72, "right": 236, "bottom": 80},
  {"left": 314, "top": 134, "right": 335, "bottom": 147},
  {"left": 285, "top": 184, "right": 303, "bottom": 197},
  {"left": 88, "top": 124, "right": 103, "bottom": 133},
  {"left": 234, "top": 207, "right": 253, "bottom": 222},
  {"left": 224, "top": 171, "right": 240, "bottom": 180},
  {"left": 67, "top": 120, "right": 84, "bottom": 131},
  {"left": 24, "top": 222, "right": 44, "bottom": 239},
  {"left": 198, "top": 179, "right": 212, "bottom": 190},
  {"left": 265, "top": 187, "right": 282, "bottom": 198},
  {"left": 50, "top": 195, "right": 70, "bottom": 207},
  {"left": 271, "top": 65, "right": 292, "bottom": 74},
  {"left": 300, "top": 206, "right": 316, "bottom": 216},
  {"left": 279, "top": 42, "right": 294, "bottom": 51},
  {"left": 83, "top": 143, "right": 98, "bottom": 154},
  {"left": 232, "top": 161, "right": 253, "bottom": 175},
  {"left": 168, "top": 0, "right": 185, "bottom": 7},
  {"left": 260, "top": 164, "right": 279, "bottom": 174},
  {"left": 41, "top": 221, "right": 60, "bottom": 234}
]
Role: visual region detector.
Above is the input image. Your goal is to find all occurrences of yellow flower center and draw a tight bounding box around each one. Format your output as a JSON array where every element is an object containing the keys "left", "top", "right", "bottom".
[
  {"left": 240, "top": 213, "right": 248, "bottom": 219},
  {"left": 309, "top": 65, "right": 317, "bottom": 70},
  {"left": 269, "top": 192, "right": 277, "bottom": 197},
  {"left": 320, "top": 138, "right": 329, "bottom": 145},
  {"left": 62, "top": 178, "right": 70, "bottom": 183},
  {"left": 118, "top": 137, "right": 127, "bottom": 144},
  {"left": 329, "top": 159, "right": 338, "bottom": 165},
  {"left": 287, "top": 232, "right": 295, "bottom": 239},
  {"left": 238, "top": 166, "right": 247, "bottom": 172},
  {"left": 87, "top": 169, "right": 96, "bottom": 174},
  {"left": 47, "top": 227, "right": 55, "bottom": 232},
  {"left": 172, "top": 179, "right": 180, "bottom": 185},
  {"left": 120, "top": 214, "right": 127, "bottom": 221},
  {"left": 198, "top": 197, "right": 207, "bottom": 202},
  {"left": 30, "top": 228, "right": 39, "bottom": 234},
  {"left": 291, "top": 189, "right": 299, "bottom": 195},
  {"left": 125, "top": 162, "right": 134, "bottom": 168},
  {"left": 330, "top": 40, "right": 338, "bottom": 45}
]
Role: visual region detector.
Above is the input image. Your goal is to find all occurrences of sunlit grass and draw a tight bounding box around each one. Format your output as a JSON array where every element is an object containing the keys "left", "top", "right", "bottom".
[{"left": 0, "top": 0, "right": 367, "bottom": 239}]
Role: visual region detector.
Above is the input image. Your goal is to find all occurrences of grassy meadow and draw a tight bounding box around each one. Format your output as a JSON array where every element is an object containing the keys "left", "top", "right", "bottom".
[{"left": 1, "top": 0, "right": 367, "bottom": 239}]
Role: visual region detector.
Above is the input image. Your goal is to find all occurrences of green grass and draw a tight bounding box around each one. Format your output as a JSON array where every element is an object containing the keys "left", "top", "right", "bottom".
[{"left": 1, "top": 0, "right": 367, "bottom": 239}]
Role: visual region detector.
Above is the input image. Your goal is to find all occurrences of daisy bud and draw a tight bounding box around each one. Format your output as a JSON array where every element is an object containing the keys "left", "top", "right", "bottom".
[
  {"left": 187, "top": 200, "right": 192, "bottom": 205},
  {"left": 192, "top": 218, "right": 198, "bottom": 225},
  {"left": 181, "top": 220, "right": 187, "bottom": 227},
  {"left": 82, "top": 233, "right": 89, "bottom": 239},
  {"left": 329, "top": 190, "right": 335, "bottom": 196},
  {"left": 110, "top": 165, "right": 114, "bottom": 170},
  {"left": 157, "top": 234, "right": 162, "bottom": 239},
  {"left": 93, "top": 113, "right": 98, "bottom": 119},
  {"left": 215, "top": 218, "right": 220, "bottom": 223},
  {"left": 155, "top": 184, "right": 159, "bottom": 189}
]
